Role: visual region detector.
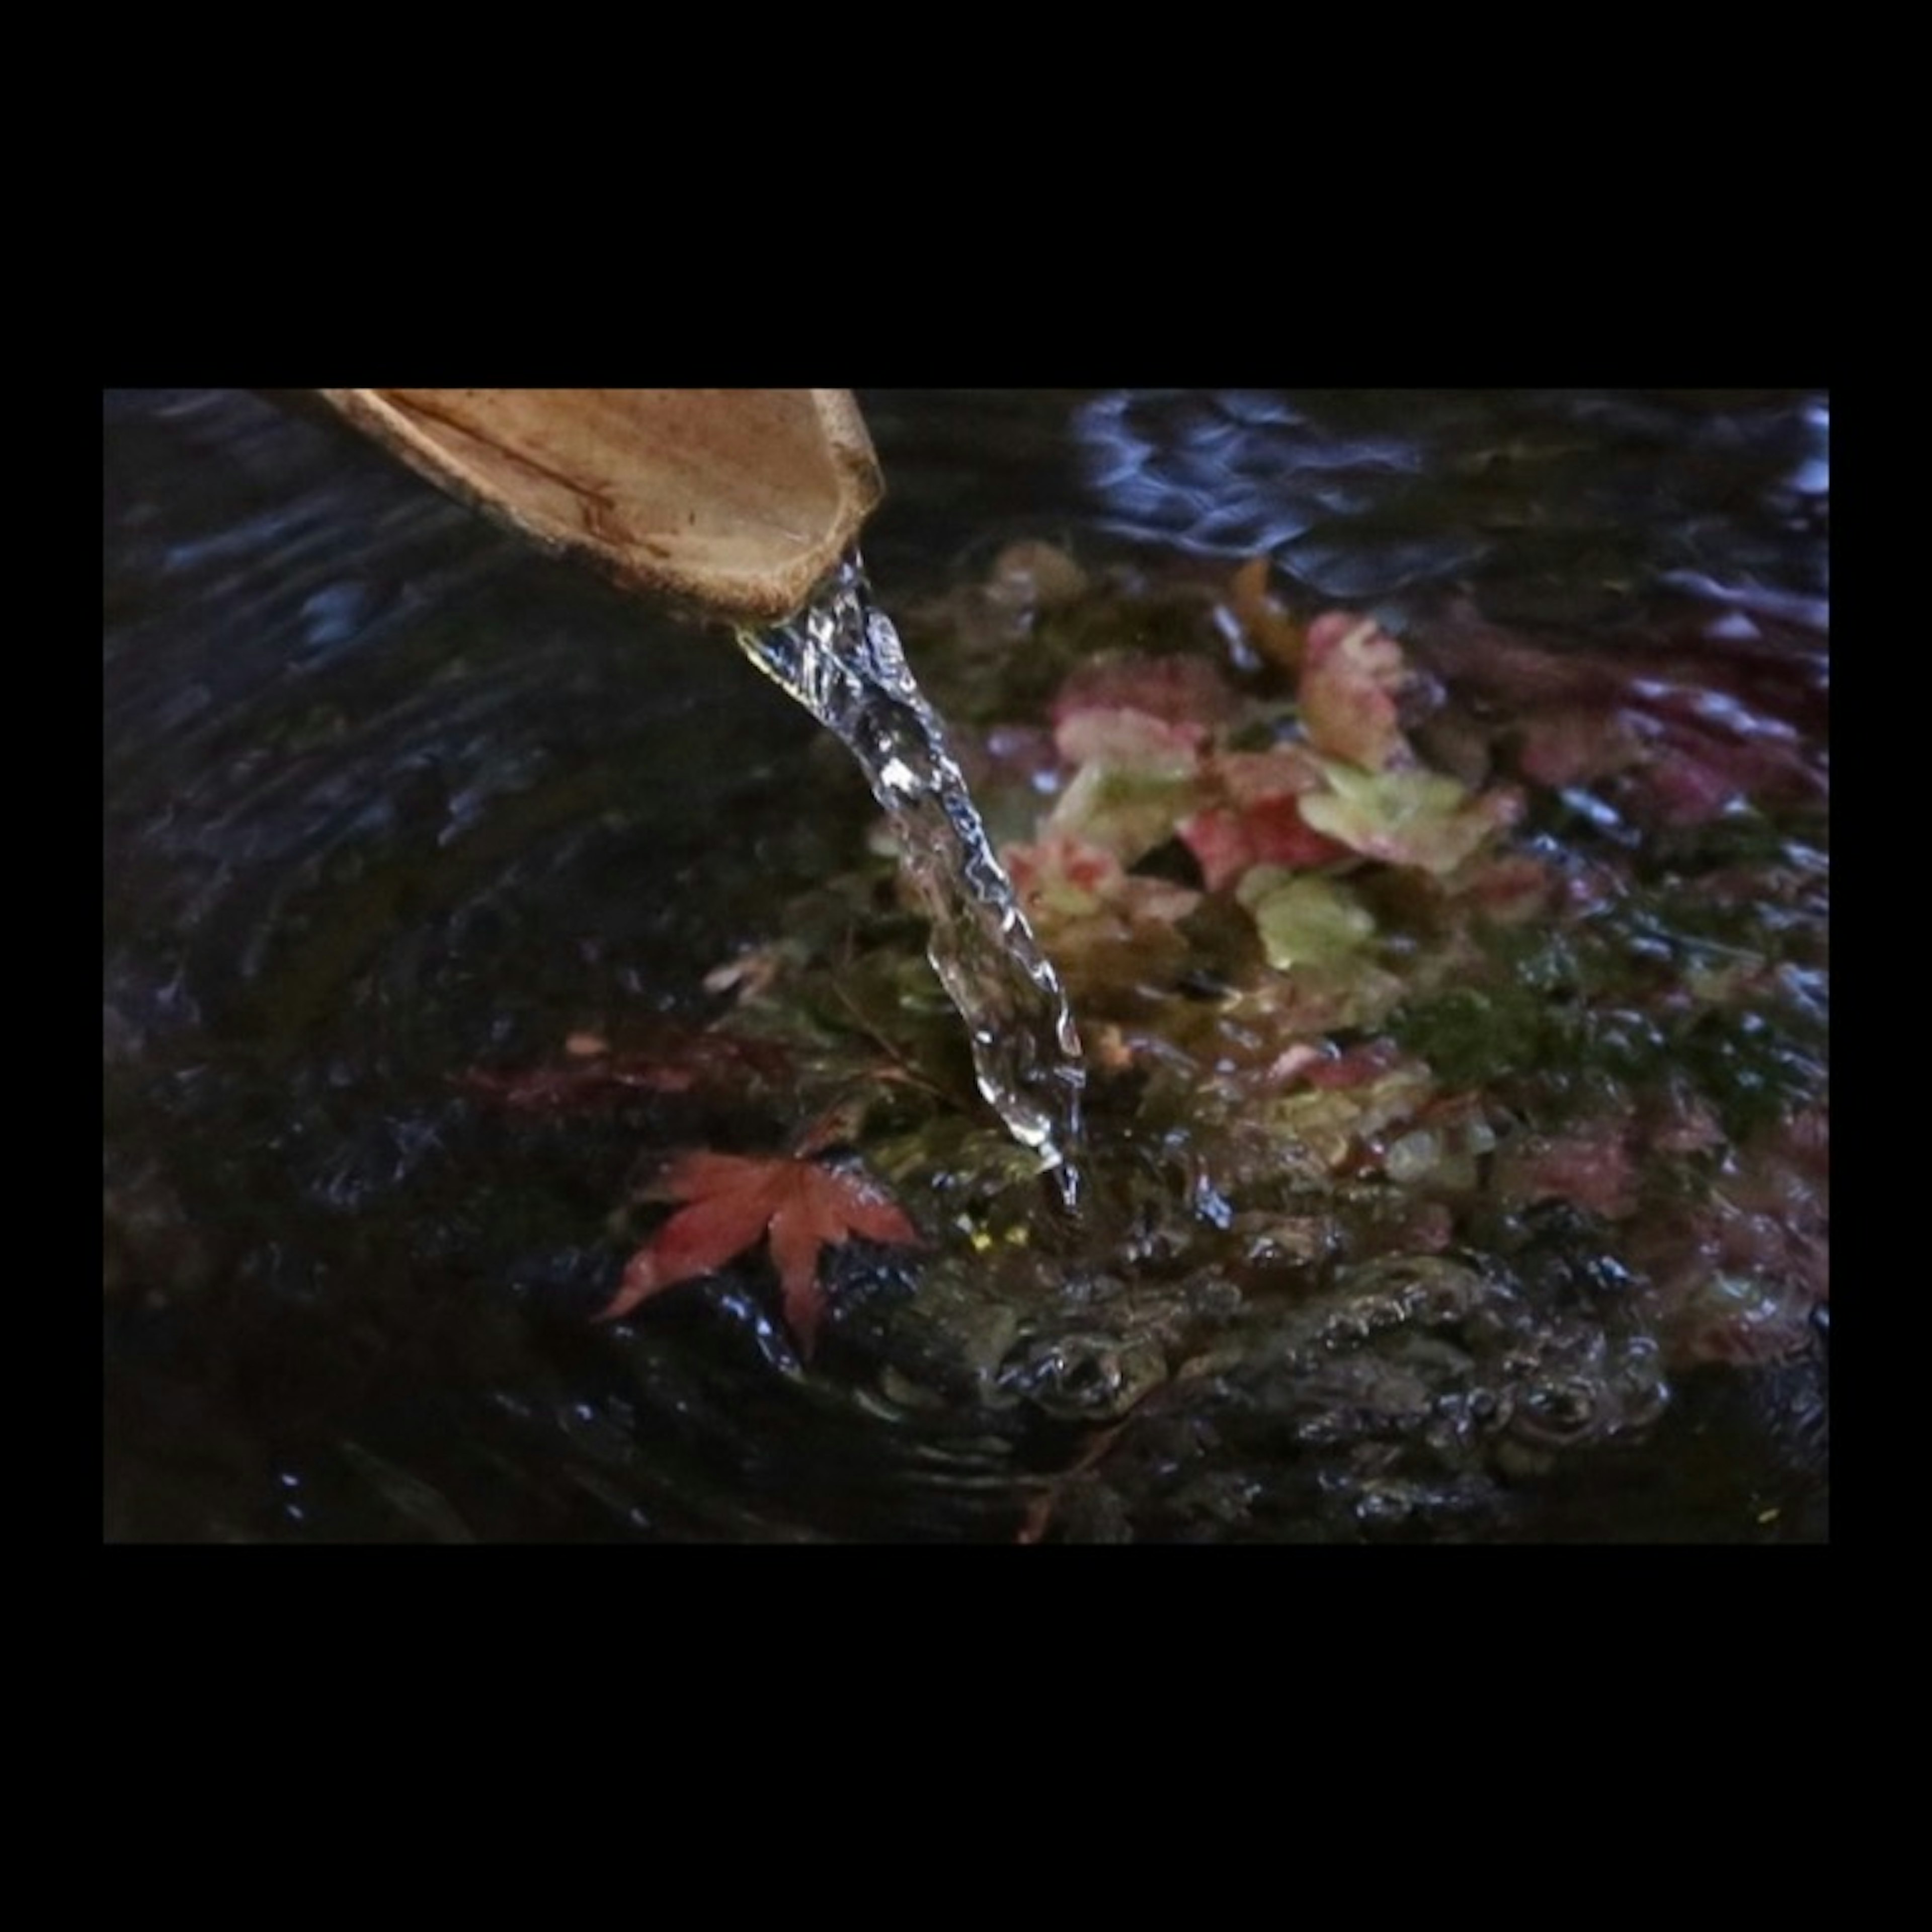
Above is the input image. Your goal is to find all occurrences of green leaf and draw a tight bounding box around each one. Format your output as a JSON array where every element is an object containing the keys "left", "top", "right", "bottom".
[
  {"left": 1298, "top": 761, "right": 1515, "bottom": 876},
  {"left": 1237, "top": 871, "right": 1378, "bottom": 971}
]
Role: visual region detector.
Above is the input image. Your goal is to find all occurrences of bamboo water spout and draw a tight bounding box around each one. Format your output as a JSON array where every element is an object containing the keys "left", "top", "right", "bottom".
[
  {"left": 316, "top": 386, "right": 1086, "bottom": 1191},
  {"left": 316, "top": 388, "right": 884, "bottom": 626}
]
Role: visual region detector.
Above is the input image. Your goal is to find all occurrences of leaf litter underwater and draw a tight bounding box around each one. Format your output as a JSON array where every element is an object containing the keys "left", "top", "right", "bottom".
[{"left": 103, "top": 388, "right": 1827, "bottom": 1542}]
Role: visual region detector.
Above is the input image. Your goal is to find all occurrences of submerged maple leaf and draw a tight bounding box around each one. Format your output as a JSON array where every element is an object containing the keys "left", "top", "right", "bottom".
[
  {"left": 1180, "top": 748, "right": 1350, "bottom": 889},
  {"left": 1299, "top": 612, "right": 1415, "bottom": 771},
  {"left": 599, "top": 1151, "right": 921, "bottom": 1357},
  {"left": 459, "top": 1029, "right": 790, "bottom": 1110}
]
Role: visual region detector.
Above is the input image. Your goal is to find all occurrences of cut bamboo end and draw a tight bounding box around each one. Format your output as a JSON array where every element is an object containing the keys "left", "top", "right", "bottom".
[{"left": 317, "top": 388, "right": 884, "bottom": 627}]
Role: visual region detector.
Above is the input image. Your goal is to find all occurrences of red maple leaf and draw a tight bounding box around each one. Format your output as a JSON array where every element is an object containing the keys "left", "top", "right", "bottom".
[
  {"left": 1180, "top": 795, "right": 1352, "bottom": 890},
  {"left": 598, "top": 1151, "right": 921, "bottom": 1357}
]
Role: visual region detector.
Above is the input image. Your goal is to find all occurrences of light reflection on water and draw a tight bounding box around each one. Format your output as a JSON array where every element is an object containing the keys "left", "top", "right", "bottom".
[{"left": 1069, "top": 387, "right": 1829, "bottom": 614}]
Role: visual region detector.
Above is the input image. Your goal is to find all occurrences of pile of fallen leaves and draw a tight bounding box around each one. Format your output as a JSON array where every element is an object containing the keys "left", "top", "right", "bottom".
[
  {"left": 467, "top": 543, "right": 1828, "bottom": 1404},
  {"left": 992, "top": 598, "right": 1525, "bottom": 1022}
]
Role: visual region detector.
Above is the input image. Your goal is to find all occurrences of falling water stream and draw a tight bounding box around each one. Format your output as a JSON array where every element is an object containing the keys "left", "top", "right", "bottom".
[{"left": 739, "top": 552, "right": 1087, "bottom": 1210}]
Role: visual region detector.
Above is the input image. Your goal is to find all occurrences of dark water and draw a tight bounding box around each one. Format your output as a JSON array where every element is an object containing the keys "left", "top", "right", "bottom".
[{"left": 103, "top": 388, "right": 1828, "bottom": 1542}]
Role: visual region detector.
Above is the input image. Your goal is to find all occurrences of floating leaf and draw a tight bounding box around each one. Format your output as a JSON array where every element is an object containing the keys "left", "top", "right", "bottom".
[
  {"left": 1004, "top": 834, "right": 1129, "bottom": 919},
  {"left": 1181, "top": 795, "right": 1350, "bottom": 891},
  {"left": 460, "top": 1030, "right": 790, "bottom": 1110},
  {"left": 1515, "top": 705, "right": 1650, "bottom": 789},
  {"left": 1299, "top": 613, "right": 1414, "bottom": 771},
  {"left": 1052, "top": 653, "right": 1241, "bottom": 733},
  {"left": 1236, "top": 870, "right": 1377, "bottom": 971},
  {"left": 601, "top": 1151, "right": 921, "bottom": 1357},
  {"left": 1298, "top": 761, "right": 1520, "bottom": 876},
  {"left": 1213, "top": 746, "right": 1331, "bottom": 806},
  {"left": 1175, "top": 746, "right": 1350, "bottom": 890},
  {"left": 1493, "top": 1119, "right": 1639, "bottom": 1221},
  {"left": 1046, "top": 749, "right": 1203, "bottom": 865},
  {"left": 1054, "top": 705, "right": 1204, "bottom": 772},
  {"left": 1005, "top": 835, "right": 1199, "bottom": 999}
]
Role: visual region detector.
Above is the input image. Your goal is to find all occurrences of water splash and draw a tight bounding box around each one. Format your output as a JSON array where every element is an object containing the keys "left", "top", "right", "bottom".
[{"left": 739, "top": 553, "right": 1086, "bottom": 1209}]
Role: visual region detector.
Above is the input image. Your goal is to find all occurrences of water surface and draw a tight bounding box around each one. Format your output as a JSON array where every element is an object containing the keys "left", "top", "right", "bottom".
[{"left": 103, "top": 388, "right": 1827, "bottom": 1542}]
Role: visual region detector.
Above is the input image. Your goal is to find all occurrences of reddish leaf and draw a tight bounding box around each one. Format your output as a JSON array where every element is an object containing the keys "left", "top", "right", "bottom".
[
  {"left": 1003, "top": 834, "right": 1198, "bottom": 997},
  {"left": 1300, "top": 1039, "right": 1405, "bottom": 1091},
  {"left": 1493, "top": 1120, "right": 1639, "bottom": 1221},
  {"left": 1175, "top": 747, "right": 1348, "bottom": 891},
  {"left": 1299, "top": 613, "right": 1414, "bottom": 771},
  {"left": 1004, "top": 834, "right": 1127, "bottom": 915},
  {"left": 1180, "top": 795, "right": 1351, "bottom": 890},
  {"left": 600, "top": 1151, "right": 921, "bottom": 1357},
  {"left": 1514, "top": 705, "right": 1650, "bottom": 789},
  {"left": 459, "top": 1030, "right": 789, "bottom": 1112},
  {"left": 1211, "top": 747, "right": 1330, "bottom": 807},
  {"left": 1054, "top": 702, "right": 1206, "bottom": 771},
  {"left": 1413, "top": 602, "right": 1827, "bottom": 828},
  {"left": 1628, "top": 706, "right": 1822, "bottom": 826},
  {"left": 1052, "top": 653, "right": 1241, "bottom": 733}
]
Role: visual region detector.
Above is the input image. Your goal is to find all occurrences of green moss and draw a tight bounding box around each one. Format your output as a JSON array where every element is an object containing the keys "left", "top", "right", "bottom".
[
  {"left": 1389, "top": 983, "right": 1571, "bottom": 1092},
  {"left": 1665, "top": 1006, "right": 1826, "bottom": 1141}
]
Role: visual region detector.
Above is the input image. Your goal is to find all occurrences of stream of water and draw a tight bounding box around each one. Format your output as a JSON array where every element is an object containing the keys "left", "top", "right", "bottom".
[{"left": 738, "top": 553, "right": 1087, "bottom": 1210}]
